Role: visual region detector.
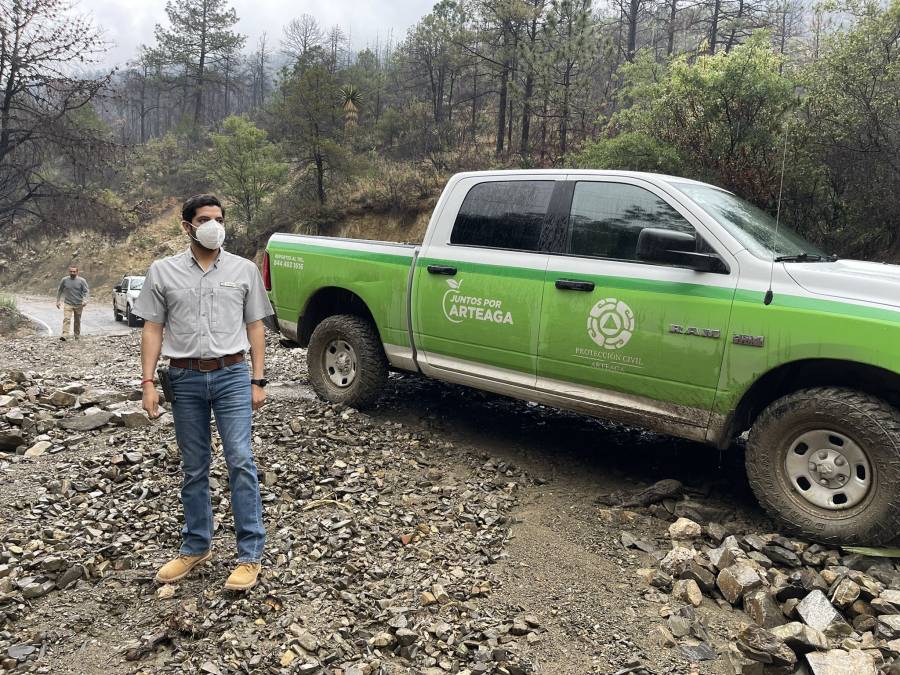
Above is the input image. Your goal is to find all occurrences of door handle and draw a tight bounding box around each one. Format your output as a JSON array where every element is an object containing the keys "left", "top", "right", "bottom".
[
  {"left": 555, "top": 279, "right": 595, "bottom": 292},
  {"left": 427, "top": 265, "right": 457, "bottom": 276}
]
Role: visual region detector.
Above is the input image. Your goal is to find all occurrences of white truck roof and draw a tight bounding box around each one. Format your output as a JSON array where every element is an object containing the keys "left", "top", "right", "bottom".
[{"left": 447, "top": 169, "right": 719, "bottom": 190}]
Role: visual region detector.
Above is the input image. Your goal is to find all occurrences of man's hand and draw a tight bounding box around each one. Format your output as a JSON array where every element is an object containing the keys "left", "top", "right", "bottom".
[
  {"left": 140, "top": 321, "right": 163, "bottom": 418},
  {"left": 251, "top": 383, "right": 266, "bottom": 411},
  {"left": 142, "top": 383, "right": 160, "bottom": 418},
  {"left": 56, "top": 302, "right": 60, "bottom": 309}
]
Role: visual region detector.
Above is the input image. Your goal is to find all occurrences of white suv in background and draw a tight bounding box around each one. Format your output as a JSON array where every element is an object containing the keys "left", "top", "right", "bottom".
[{"left": 113, "top": 275, "right": 145, "bottom": 327}]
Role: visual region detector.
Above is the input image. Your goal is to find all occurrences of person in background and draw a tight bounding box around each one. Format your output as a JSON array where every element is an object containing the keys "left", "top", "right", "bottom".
[
  {"left": 134, "top": 193, "right": 272, "bottom": 592},
  {"left": 56, "top": 265, "right": 89, "bottom": 340}
]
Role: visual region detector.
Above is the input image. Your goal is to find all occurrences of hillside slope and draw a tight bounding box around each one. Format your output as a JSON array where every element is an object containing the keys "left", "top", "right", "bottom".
[
  {"left": 0, "top": 198, "right": 434, "bottom": 301},
  {"left": 0, "top": 204, "right": 186, "bottom": 301}
]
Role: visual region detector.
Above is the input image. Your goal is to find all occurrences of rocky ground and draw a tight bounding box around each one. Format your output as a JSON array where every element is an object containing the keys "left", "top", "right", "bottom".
[{"left": 1, "top": 332, "right": 900, "bottom": 674}]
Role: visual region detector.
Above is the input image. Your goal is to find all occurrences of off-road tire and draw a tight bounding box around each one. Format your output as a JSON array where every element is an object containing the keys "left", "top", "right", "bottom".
[
  {"left": 307, "top": 314, "right": 387, "bottom": 409},
  {"left": 126, "top": 305, "right": 140, "bottom": 327},
  {"left": 746, "top": 387, "right": 900, "bottom": 545},
  {"left": 113, "top": 304, "right": 122, "bottom": 322}
]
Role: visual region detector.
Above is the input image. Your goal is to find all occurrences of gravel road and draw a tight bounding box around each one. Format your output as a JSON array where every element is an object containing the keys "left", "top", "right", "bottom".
[
  {"left": 15, "top": 295, "right": 131, "bottom": 338},
  {"left": 1, "top": 332, "right": 897, "bottom": 675}
]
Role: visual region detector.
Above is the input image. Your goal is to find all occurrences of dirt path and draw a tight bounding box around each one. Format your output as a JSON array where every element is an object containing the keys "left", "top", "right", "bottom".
[{"left": 366, "top": 374, "right": 772, "bottom": 673}]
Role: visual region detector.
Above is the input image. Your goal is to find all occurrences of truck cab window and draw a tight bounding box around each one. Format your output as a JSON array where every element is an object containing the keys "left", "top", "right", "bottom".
[
  {"left": 568, "top": 182, "right": 695, "bottom": 261},
  {"left": 450, "top": 181, "right": 554, "bottom": 252}
]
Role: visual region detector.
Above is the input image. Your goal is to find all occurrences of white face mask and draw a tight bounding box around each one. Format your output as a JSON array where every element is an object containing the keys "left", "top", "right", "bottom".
[{"left": 189, "top": 219, "right": 226, "bottom": 250}]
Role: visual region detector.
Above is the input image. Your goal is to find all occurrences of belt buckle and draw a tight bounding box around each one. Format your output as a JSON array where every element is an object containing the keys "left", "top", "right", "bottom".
[{"left": 198, "top": 359, "right": 216, "bottom": 372}]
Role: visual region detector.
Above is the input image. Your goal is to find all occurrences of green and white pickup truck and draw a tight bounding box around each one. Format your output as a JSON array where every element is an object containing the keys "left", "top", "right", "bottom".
[{"left": 264, "top": 170, "right": 900, "bottom": 544}]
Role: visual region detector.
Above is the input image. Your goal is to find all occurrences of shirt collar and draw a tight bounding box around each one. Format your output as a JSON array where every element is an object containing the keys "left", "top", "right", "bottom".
[{"left": 184, "top": 246, "right": 224, "bottom": 270}]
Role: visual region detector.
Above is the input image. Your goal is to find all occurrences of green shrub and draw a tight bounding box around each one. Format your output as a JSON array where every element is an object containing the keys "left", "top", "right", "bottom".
[{"left": 574, "top": 132, "right": 683, "bottom": 174}]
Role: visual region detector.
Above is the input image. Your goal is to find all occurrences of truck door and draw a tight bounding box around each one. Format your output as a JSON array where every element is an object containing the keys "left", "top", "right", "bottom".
[
  {"left": 413, "top": 176, "right": 565, "bottom": 387},
  {"left": 537, "top": 177, "right": 738, "bottom": 427}
]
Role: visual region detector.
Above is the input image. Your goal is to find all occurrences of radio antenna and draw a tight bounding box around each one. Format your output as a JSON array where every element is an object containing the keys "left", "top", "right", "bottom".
[{"left": 764, "top": 129, "right": 789, "bottom": 306}]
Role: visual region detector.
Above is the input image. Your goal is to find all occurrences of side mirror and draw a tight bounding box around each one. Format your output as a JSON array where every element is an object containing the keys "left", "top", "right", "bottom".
[
  {"left": 114, "top": 285, "right": 122, "bottom": 292},
  {"left": 636, "top": 228, "right": 728, "bottom": 274}
]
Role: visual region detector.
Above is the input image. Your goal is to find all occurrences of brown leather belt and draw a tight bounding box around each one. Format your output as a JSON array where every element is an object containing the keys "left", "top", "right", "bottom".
[{"left": 170, "top": 353, "right": 244, "bottom": 372}]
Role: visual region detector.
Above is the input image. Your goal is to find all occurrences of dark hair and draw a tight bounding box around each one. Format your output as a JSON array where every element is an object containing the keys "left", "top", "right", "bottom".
[{"left": 182, "top": 194, "right": 224, "bottom": 223}]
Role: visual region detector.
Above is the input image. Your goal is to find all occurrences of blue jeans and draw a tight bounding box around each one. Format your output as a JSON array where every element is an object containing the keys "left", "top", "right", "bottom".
[{"left": 170, "top": 361, "right": 265, "bottom": 563}]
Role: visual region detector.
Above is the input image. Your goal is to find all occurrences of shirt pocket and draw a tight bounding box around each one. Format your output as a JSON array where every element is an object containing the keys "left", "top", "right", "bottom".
[
  {"left": 212, "top": 286, "right": 246, "bottom": 334},
  {"left": 166, "top": 288, "right": 198, "bottom": 335}
]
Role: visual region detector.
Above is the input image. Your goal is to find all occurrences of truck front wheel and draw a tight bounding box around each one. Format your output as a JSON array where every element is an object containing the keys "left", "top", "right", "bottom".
[
  {"left": 746, "top": 387, "right": 900, "bottom": 545},
  {"left": 307, "top": 314, "right": 387, "bottom": 409}
]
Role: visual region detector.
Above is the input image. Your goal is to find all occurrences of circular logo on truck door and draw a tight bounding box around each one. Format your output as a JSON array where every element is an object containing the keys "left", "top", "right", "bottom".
[{"left": 587, "top": 298, "right": 635, "bottom": 350}]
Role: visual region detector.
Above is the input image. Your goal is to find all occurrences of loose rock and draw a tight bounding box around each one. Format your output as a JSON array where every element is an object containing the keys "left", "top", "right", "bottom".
[
  {"left": 736, "top": 624, "right": 796, "bottom": 669},
  {"left": 805, "top": 648, "right": 876, "bottom": 674},
  {"left": 769, "top": 622, "right": 828, "bottom": 653},
  {"left": 668, "top": 517, "right": 702, "bottom": 540},
  {"left": 717, "top": 562, "right": 763, "bottom": 605},
  {"left": 672, "top": 579, "right": 703, "bottom": 607},
  {"left": 797, "top": 590, "right": 853, "bottom": 637},
  {"left": 744, "top": 589, "right": 785, "bottom": 629}
]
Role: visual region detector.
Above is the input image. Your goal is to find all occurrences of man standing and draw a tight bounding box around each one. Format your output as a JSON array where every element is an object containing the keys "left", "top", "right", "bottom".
[
  {"left": 134, "top": 194, "right": 272, "bottom": 591},
  {"left": 56, "top": 266, "right": 89, "bottom": 340}
]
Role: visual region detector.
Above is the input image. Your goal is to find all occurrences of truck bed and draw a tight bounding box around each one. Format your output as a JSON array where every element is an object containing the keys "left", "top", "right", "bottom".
[{"left": 266, "top": 233, "right": 418, "bottom": 353}]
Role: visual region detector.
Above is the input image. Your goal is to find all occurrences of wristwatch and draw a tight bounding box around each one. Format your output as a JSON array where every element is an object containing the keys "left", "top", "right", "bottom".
[{"left": 250, "top": 378, "right": 268, "bottom": 388}]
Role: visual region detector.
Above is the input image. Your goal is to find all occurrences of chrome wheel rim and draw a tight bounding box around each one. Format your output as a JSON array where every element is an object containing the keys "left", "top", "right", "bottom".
[
  {"left": 323, "top": 339, "right": 357, "bottom": 388},
  {"left": 784, "top": 429, "right": 872, "bottom": 510}
]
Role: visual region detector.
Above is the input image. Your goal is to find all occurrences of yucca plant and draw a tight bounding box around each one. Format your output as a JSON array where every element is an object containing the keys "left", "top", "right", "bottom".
[{"left": 338, "top": 84, "right": 362, "bottom": 127}]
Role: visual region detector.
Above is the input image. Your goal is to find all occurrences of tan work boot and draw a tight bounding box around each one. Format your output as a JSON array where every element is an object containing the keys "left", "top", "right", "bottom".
[
  {"left": 154, "top": 551, "right": 212, "bottom": 584},
  {"left": 224, "top": 563, "right": 261, "bottom": 591}
]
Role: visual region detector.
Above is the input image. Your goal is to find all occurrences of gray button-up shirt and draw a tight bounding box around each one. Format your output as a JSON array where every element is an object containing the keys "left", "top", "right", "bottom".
[
  {"left": 57, "top": 276, "right": 89, "bottom": 306},
  {"left": 133, "top": 248, "right": 274, "bottom": 359}
]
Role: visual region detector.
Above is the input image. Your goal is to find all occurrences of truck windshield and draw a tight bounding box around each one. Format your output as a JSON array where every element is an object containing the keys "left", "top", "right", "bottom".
[
  {"left": 130, "top": 278, "right": 144, "bottom": 290},
  {"left": 674, "top": 182, "right": 832, "bottom": 261}
]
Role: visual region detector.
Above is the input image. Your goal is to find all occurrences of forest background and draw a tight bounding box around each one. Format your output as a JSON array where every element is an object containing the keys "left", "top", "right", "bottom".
[{"left": 1, "top": 0, "right": 898, "bottom": 270}]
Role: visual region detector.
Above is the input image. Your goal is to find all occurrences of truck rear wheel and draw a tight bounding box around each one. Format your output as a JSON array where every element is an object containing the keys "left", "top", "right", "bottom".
[
  {"left": 307, "top": 314, "right": 387, "bottom": 409},
  {"left": 126, "top": 305, "right": 140, "bottom": 327},
  {"left": 746, "top": 387, "right": 900, "bottom": 544}
]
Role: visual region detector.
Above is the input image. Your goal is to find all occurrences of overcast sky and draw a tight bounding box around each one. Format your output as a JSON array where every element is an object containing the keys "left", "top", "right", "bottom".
[{"left": 75, "top": 0, "right": 435, "bottom": 68}]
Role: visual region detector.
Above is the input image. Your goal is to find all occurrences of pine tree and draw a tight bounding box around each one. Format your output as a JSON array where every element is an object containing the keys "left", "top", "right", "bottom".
[{"left": 154, "top": 0, "right": 245, "bottom": 130}]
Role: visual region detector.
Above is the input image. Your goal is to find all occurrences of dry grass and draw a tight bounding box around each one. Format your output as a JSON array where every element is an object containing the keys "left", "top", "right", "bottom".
[
  {"left": 336, "top": 207, "right": 433, "bottom": 244},
  {"left": 347, "top": 160, "right": 444, "bottom": 213}
]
